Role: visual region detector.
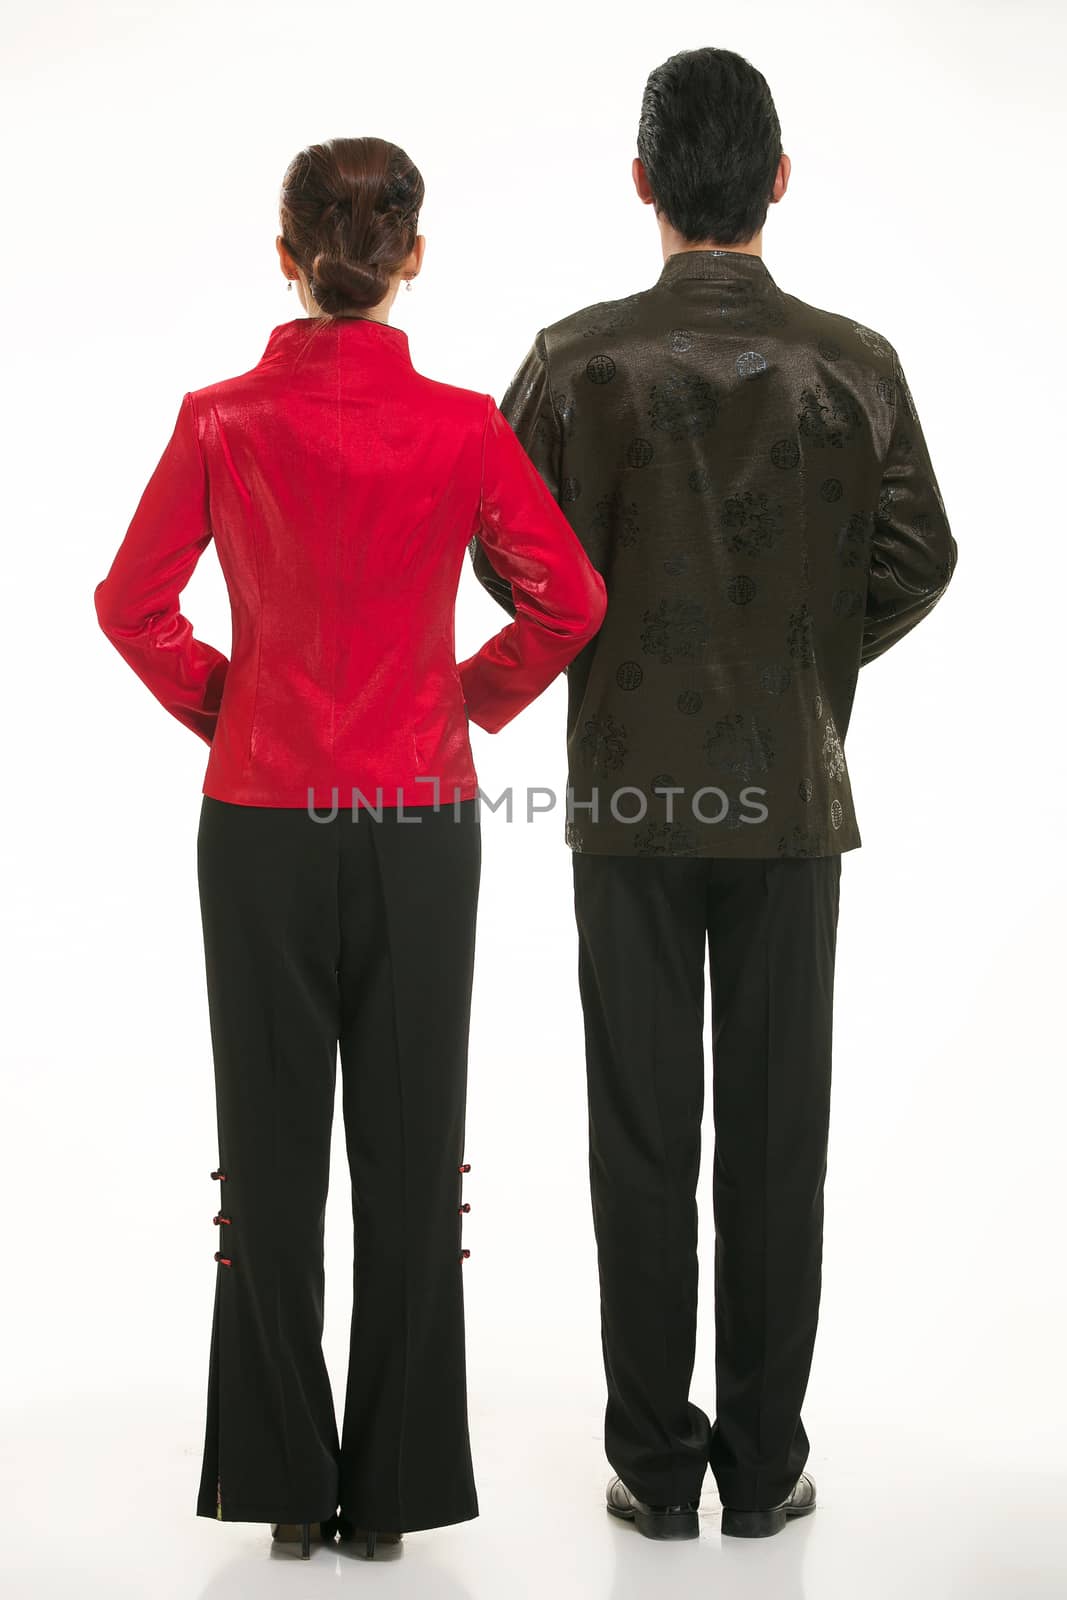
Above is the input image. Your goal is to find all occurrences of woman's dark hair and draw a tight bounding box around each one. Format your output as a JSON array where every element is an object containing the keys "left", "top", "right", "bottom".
[
  {"left": 637, "top": 48, "right": 782, "bottom": 246},
  {"left": 279, "top": 137, "right": 424, "bottom": 316}
]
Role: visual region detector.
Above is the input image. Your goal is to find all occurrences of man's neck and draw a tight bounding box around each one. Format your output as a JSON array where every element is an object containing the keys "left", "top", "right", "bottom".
[{"left": 658, "top": 223, "right": 764, "bottom": 262}]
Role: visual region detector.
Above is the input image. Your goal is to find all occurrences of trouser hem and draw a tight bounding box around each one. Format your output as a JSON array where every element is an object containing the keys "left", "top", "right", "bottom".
[
  {"left": 611, "top": 1466, "right": 707, "bottom": 1508},
  {"left": 709, "top": 1466, "right": 807, "bottom": 1512},
  {"left": 196, "top": 1497, "right": 339, "bottom": 1523},
  {"left": 337, "top": 1499, "right": 480, "bottom": 1533},
  {"left": 195, "top": 1495, "right": 480, "bottom": 1531}
]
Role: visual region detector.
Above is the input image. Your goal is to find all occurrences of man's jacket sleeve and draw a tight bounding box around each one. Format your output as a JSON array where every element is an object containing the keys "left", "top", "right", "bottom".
[{"left": 863, "top": 356, "right": 958, "bottom": 665}]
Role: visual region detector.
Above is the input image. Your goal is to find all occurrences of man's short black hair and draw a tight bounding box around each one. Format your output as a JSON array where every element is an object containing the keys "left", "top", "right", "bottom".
[{"left": 637, "top": 48, "right": 782, "bottom": 246}]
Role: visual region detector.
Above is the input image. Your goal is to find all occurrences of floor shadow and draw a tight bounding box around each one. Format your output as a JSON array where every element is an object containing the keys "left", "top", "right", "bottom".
[{"left": 197, "top": 1536, "right": 476, "bottom": 1600}]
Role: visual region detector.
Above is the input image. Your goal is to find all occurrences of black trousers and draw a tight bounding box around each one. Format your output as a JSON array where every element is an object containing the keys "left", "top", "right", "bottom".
[
  {"left": 194, "top": 795, "right": 481, "bottom": 1532},
  {"left": 573, "top": 851, "right": 841, "bottom": 1513}
]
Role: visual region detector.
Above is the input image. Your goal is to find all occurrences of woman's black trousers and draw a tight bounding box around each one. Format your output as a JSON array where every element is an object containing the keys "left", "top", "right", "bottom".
[{"left": 194, "top": 795, "right": 481, "bottom": 1533}]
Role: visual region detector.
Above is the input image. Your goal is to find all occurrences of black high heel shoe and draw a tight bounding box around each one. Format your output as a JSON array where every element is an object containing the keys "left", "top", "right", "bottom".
[
  {"left": 270, "top": 1514, "right": 339, "bottom": 1558},
  {"left": 335, "top": 1510, "right": 403, "bottom": 1558}
]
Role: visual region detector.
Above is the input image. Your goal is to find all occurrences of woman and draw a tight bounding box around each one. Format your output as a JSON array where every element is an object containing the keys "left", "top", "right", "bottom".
[{"left": 94, "top": 136, "right": 606, "bottom": 1559}]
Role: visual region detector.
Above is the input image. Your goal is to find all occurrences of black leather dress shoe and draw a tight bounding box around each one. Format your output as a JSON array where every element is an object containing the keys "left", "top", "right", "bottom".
[
  {"left": 721, "top": 1471, "right": 817, "bottom": 1538},
  {"left": 606, "top": 1474, "right": 700, "bottom": 1540}
]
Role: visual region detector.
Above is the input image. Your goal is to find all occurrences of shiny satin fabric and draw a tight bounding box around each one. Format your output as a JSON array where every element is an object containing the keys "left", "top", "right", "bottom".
[
  {"left": 472, "top": 250, "right": 958, "bottom": 858},
  {"left": 94, "top": 315, "right": 606, "bottom": 807}
]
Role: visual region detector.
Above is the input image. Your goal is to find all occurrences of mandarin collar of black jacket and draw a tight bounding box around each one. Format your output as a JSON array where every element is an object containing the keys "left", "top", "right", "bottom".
[
  {"left": 656, "top": 249, "right": 775, "bottom": 289},
  {"left": 256, "top": 314, "right": 414, "bottom": 373}
]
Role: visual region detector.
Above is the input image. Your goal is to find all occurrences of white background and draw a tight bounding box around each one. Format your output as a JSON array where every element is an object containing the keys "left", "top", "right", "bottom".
[{"left": 3, "top": 2, "right": 1065, "bottom": 1596}]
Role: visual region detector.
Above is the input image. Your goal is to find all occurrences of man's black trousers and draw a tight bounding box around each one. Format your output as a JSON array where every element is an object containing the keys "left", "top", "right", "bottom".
[
  {"left": 573, "top": 851, "right": 842, "bottom": 1513},
  {"left": 194, "top": 795, "right": 481, "bottom": 1532}
]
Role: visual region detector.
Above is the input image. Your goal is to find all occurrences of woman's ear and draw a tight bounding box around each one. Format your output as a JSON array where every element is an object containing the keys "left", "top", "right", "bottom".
[
  {"left": 276, "top": 233, "right": 299, "bottom": 282},
  {"left": 405, "top": 233, "right": 427, "bottom": 281}
]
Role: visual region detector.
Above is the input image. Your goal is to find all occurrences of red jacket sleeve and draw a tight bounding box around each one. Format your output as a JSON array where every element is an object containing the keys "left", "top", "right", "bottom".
[
  {"left": 94, "top": 392, "right": 229, "bottom": 745},
  {"left": 458, "top": 396, "right": 606, "bottom": 733}
]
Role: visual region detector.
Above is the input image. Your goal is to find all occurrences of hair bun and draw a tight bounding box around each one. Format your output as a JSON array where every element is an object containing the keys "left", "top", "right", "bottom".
[{"left": 308, "top": 251, "right": 391, "bottom": 314}]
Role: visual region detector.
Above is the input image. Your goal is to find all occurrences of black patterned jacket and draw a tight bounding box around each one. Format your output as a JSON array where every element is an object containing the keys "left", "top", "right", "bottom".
[{"left": 470, "top": 249, "right": 957, "bottom": 858}]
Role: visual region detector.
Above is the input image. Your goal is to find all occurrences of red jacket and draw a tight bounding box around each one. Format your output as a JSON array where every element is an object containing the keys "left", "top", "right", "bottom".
[{"left": 94, "top": 315, "right": 606, "bottom": 807}]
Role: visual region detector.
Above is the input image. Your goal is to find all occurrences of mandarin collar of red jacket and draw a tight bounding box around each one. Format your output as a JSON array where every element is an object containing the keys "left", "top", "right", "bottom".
[
  {"left": 656, "top": 249, "right": 775, "bottom": 289},
  {"left": 255, "top": 314, "right": 414, "bottom": 373}
]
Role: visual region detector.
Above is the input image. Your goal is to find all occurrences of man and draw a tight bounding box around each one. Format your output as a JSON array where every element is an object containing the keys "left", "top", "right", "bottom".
[{"left": 470, "top": 47, "right": 957, "bottom": 1539}]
